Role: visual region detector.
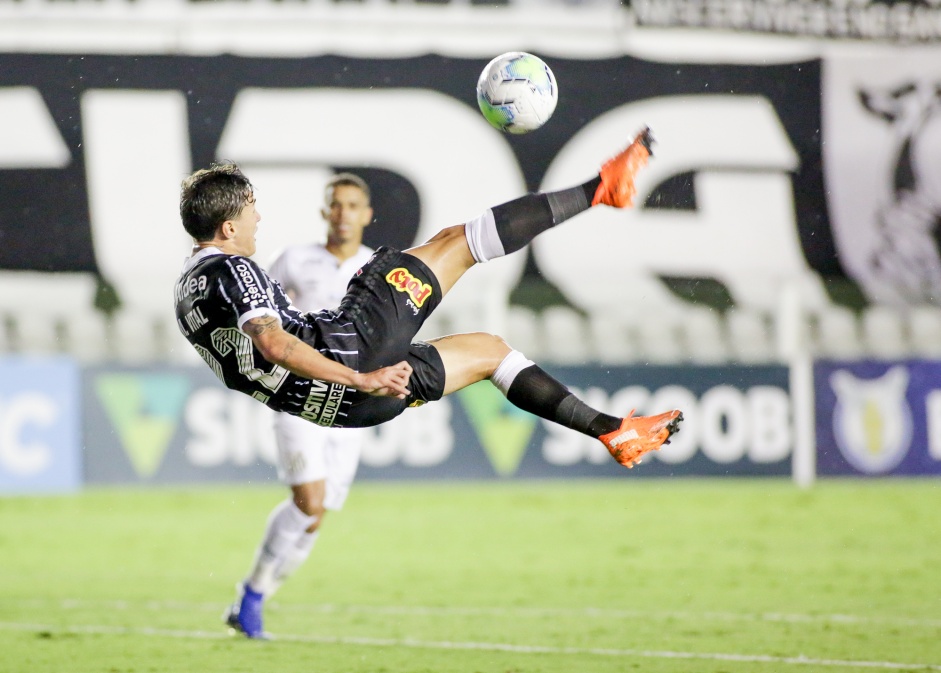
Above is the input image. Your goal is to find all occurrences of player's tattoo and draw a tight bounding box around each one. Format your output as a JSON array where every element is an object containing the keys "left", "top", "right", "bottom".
[
  {"left": 281, "top": 338, "right": 300, "bottom": 361},
  {"left": 244, "top": 315, "right": 279, "bottom": 337}
]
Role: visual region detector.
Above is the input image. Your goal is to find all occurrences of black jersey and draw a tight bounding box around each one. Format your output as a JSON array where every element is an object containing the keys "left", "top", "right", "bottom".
[{"left": 174, "top": 246, "right": 446, "bottom": 428}]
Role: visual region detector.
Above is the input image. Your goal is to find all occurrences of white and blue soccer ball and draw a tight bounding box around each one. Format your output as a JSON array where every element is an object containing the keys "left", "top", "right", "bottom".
[{"left": 476, "top": 52, "right": 558, "bottom": 134}]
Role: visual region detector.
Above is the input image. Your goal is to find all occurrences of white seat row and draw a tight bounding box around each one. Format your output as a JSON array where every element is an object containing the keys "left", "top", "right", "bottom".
[
  {"left": 1, "top": 309, "right": 201, "bottom": 365},
  {"left": 499, "top": 305, "right": 777, "bottom": 365},
  {"left": 4, "top": 303, "right": 941, "bottom": 366},
  {"left": 497, "top": 304, "right": 941, "bottom": 365}
]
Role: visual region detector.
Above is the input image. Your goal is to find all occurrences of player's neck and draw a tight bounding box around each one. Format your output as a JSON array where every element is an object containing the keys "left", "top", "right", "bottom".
[
  {"left": 325, "top": 239, "right": 361, "bottom": 263},
  {"left": 194, "top": 240, "right": 230, "bottom": 255}
]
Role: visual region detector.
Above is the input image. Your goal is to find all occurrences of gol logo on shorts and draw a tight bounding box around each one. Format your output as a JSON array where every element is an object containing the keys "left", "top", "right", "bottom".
[{"left": 386, "top": 267, "right": 433, "bottom": 307}]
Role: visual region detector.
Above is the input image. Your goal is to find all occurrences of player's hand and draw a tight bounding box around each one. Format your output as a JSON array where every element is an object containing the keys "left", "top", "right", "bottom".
[{"left": 354, "top": 361, "right": 413, "bottom": 399}]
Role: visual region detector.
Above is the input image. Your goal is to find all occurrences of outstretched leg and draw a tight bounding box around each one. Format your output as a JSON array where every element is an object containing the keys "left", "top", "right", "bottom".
[
  {"left": 428, "top": 330, "right": 682, "bottom": 469},
  {"left": 405, "top": 128, "right": 654, "bottom": 299}
]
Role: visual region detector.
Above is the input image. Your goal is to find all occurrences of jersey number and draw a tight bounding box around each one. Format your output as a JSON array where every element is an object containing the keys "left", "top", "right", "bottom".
[{"left": 209, "top": 327, "right": 290, "bottom": 392}]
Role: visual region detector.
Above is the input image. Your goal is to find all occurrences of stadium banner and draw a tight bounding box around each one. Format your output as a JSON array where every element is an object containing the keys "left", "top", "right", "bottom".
[
  {"left": 815, "top": 359, "right": 941, "bottom": 476},
  {"left": 81, "top": 363, "right": 791, "bottom": 484},
  {"left": 0, "top": 52, "right": 839, "bottom": 321},
  {"left": 5, "top": 51, "right": 941, "bottom": 316},
  {"left": 629, "top": 0, "right": 941, "bottom": 42},
  {"left": 0, "top": 357, "right": 81, "bottom": 494},
  {"left": 82, "top": 365, "right": 279, "bottom": 485}
]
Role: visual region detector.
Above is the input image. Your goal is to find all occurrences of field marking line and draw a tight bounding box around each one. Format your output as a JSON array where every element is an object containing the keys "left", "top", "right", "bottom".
[
  {"left": 0, "top": 620, "right": 938, "bottom": 671},
  {"left": 8, "top": 598, "right": 941, "bottom": 629}
]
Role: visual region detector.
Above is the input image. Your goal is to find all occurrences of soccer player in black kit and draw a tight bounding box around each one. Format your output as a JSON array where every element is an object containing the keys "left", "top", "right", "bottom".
[
  {"left": 176, "top": 127, "right": 681, "bottom": 459},
  {"left": 177, "top": 128, "right": 683, "bottom": 638}
]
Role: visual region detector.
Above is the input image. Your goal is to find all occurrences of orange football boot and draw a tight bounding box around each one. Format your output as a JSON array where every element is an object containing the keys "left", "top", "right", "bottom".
[
  {"left": 591, "top": 126, "right": 655, "bottom": 209},
  {"left": 599, "top": 408, "right": 683, "bottom": 469}
]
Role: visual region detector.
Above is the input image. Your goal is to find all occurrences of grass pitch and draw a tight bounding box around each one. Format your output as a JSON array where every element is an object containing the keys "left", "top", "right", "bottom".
[{"left": 1, "top": 478, "right": 939, "bottom": 672}]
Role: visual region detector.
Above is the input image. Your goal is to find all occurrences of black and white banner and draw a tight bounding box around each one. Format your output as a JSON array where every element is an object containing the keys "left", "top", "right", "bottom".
[
  {"left": 2, "top": 51, "right": 940, "bottom": 316},
  {"left": 0, "top": 53, "right": 832, "bottom": 318},
  {"left": 630, "top": 0, "right": 941, "bottom": 42}
]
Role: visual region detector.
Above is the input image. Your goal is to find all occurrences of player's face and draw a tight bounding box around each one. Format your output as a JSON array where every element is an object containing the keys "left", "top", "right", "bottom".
[
  {"left": 323, "top": 184, "right": 372, "bottom": 247},
  {"left": 231, "top": 194, "right": 261, "bottom": 257}
]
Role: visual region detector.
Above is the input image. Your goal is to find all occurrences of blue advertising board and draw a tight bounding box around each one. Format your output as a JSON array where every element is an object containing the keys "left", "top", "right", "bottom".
[
  {"left": 364, "top": 364, "right": 793, "bottom": 480},
  {"left": 82, "top": 363, "right": 792, "bottom": 484},
  {"left": 0, "top": 357, "right": 81, "bottom": 494},
  {"left": 815, "top": 359, "right": 941, "bottom": 476}
]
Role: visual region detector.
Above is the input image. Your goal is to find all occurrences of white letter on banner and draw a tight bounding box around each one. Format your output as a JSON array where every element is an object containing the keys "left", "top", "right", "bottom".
[
  {"left": 0, "top": 87, "right": 70, "bottom": 168},
  {"left": 700, "top": 385, "right": 748, "bottom": 463},
  {"left": 216, "top": 88, "right": 527, "bottom": 334},
  {"left": 184, "top": 388, "right": 229, "bottom": 467},
  {"left": 748, "top": 386, "right": 792, "bottom": 463},
  {"left": 0, "top": 394, "right": 57, "bottom": 476},
  {"left": 926, "top": 390, "right": 941, "bottom": 460},
  {"left": 81, "top": 90, "right": 194, "bottom": 310},
  {"left": 535, "top": 95, "right": 818, "bottom": 315}
]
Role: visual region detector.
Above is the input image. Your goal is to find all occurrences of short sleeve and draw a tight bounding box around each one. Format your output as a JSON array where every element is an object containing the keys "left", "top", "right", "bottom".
[{"left": 214, "top": 255, "right": 281, "bottom": 331}]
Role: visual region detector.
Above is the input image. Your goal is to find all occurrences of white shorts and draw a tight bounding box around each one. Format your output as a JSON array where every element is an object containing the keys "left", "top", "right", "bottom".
[{"left": 273, "top": 412, "right": 366, "bottom": 511}]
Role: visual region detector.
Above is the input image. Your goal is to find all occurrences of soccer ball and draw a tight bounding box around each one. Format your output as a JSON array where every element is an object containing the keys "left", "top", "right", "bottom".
[{"left": 476, "top": 52, "right": 558, "bottom": 134}]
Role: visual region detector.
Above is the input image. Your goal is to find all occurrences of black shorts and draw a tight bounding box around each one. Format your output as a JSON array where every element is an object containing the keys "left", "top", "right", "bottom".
[{"left": 292, "top": 247, "right": 447, "bottom": 428}]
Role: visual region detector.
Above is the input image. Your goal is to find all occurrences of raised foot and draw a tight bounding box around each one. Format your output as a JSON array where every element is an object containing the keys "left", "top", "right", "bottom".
[
  {"left": 599, "top": 409, "right": 683, "bottom": 469},
  {"left": 591, "top": 126, "right": 655, "bottom": 209}
]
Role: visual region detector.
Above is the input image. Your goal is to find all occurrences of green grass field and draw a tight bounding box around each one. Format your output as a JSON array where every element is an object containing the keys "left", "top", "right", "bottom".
[{"left": 1, "top": 479, "right": 939, "bottom": 672}]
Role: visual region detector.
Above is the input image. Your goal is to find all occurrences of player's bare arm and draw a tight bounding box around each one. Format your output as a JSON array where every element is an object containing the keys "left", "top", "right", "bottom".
[{"left": 244, "top": 315, "right": 412, "bottom": 399}]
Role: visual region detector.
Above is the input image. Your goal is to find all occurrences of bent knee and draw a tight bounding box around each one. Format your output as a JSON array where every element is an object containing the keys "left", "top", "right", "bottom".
[{"left": 292, "top": 484, "right": 327, "bottom": 519}]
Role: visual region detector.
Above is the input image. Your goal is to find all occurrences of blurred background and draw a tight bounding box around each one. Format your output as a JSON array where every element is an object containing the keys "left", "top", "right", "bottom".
[{"left": 2, "top": 0, "right": 941, "bottom": 492}]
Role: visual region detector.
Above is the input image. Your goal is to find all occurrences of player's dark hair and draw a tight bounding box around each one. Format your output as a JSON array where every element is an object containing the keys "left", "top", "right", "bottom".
[
  {"left": 180, "top": 163, "right": 254, "bottom": 241},
  {"left": 326, "top": 172, "right": 371, "bottom": 203}
]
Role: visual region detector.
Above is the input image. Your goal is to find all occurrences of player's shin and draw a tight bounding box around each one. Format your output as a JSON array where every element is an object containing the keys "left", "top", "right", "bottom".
[
  {"left": 245, "top": 499, "right": 318, "bottom": 596},
  {"left": 464, "top": 178, "right": 602, "bottom": 262},
  {"left": 491, "top": 351, "right": 684, "bottom": 469},
  {"left": 267, "top": 530, "right": 320, "bottom": 598},
  {"left": 490, "top": 350, "right": 621, "bottom": 438}
]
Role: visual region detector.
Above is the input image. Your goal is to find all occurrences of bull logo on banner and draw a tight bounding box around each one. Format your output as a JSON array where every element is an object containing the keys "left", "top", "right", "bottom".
[
  {"left": 824, "top": 55, "right": 941, "bottom": 307},
  {"left": 859, "top": 81, "right": 941, "bottom": 304}
]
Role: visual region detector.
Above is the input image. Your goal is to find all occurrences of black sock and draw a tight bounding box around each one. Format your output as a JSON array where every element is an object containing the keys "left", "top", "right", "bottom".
[
  {"left": 490, "top": 178, "right": 600, "bottom": 255},
  {"left": 505, "top": 365, "right": 621, "bottom": 437}
]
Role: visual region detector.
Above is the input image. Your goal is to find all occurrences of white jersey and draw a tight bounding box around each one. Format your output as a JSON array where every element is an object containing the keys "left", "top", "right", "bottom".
[
  {"left": 268, "top": 242, "right": 374, "bottom": 313},
  {"left": 267, "top": 241, "right": 374, "bottom": 507}
]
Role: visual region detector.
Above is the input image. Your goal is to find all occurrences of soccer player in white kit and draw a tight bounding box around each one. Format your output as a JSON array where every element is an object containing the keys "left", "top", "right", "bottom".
[{"left": 223, "top": 173, "right": 375, "bottom": 638}]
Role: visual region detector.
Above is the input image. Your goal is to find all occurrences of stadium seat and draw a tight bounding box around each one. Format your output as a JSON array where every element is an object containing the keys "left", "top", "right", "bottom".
[
  {"left": 109, "top": 310, "right": 166, "bottom": 364},
  {"left": 64, "top": 312, "right": 111, "bottom": 364},
  {"left": 505, "top": 305, "right": 544, "bottom": 360},
  {"left": 726, "top": 307, "right": 776, "bottom": 363},
  {"left": 587, "top": 309, "right": 637, "bottom": 365},
  {"left": 165, "top": 319, "right": 204, "bottom": 365},
  {"left": 812, "top": 306, "right": 864, "bottom": 360},
  {"left": 540, "top": 305, "right": 590, "bottom": 364},
  {"left": 634, "top": 310, "right": 684, "bottom": 364},
  {"left": 11, "top": 313, "right": 64, "bottom": 356},
  {"left": 860, "top": 305, "right": 909, "bottom": 360},
  {"left": 908, "top": 305, "right": 941, "bottom": 358},
  {"left": 0, "top": 313, "right": 11, "bottom": 353},
  {"left": 682, "top": 306, "right": 730, "bottom": 364}
]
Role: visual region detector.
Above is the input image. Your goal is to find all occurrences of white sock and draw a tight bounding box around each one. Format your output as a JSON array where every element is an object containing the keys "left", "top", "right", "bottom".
[
  {"left": 245, "top": 499, "right": 318, "bottom": 596},
  {"left": 464, "top": 209, "right": 505, "bottom": 263},
  {"left": 491, "top": 350, "right": 535, "bottom": 396},
  {"left": 268, "top": 530, "right": 320, "bottom": 598}
]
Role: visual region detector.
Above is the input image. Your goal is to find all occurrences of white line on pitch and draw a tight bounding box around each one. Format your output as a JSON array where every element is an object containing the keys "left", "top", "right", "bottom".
[
  {"left": 0, "top": 621, "right": 937, "bottom": 671},
  {"left": 8, "top": 598, "right": 941, "bottom": 629}
]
